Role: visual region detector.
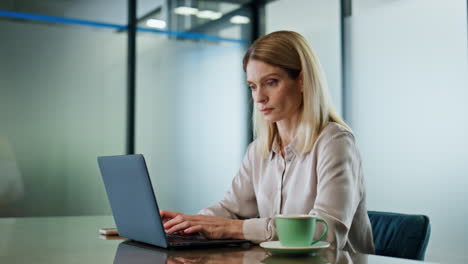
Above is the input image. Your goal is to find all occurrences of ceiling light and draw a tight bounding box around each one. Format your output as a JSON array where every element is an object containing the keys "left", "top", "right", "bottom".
[
  {"left": 196, "top": 10, "right": 222, "bottom": 20},
  {"left": 174, "top": 6, "right": 199, "bottom": 16},
  {"left": 230, "top": 15, "right": 250, "bottom": 24},
  {"left": 146, "top": 19, "right": 166, "bottom": 29}
]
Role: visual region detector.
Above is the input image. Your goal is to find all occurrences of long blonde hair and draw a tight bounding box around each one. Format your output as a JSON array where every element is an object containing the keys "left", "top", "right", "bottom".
[{"left": 243, "top": 31, "right": 350, "bottom": 158}]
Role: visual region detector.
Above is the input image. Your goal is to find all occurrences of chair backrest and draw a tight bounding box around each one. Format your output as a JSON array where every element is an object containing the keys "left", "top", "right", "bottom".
[{"left": 367, "top": 211, "right": 431, "bottom": 260}]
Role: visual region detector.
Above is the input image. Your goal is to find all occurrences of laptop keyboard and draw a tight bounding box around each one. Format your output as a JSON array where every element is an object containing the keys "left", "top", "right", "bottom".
[{"left": 167, "top": 233, "right": 209, "bottom": 243}]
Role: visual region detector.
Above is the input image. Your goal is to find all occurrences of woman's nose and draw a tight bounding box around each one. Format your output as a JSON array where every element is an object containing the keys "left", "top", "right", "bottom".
[{"left": 254, "top": 88, "right": 268, "bottom": 104}]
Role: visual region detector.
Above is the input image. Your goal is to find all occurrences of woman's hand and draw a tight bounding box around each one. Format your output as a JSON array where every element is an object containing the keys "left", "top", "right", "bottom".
[
  {"left": 160, "top": 210, "right": 183, "bottom": 224},
  {"left": 161, "top": 212, "right": 244, "bottom": 240}
]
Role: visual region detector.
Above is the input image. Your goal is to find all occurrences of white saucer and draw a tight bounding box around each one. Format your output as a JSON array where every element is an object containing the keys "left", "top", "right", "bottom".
[{"left": 260, "top": 241, "right": 330, "bottom": 255}]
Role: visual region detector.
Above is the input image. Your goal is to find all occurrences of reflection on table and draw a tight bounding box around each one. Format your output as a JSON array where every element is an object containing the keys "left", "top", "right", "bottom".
[
  {"left": 0, "top": 216, "right": 432, "bottom": 264},
  {"left": 113, "top": 240, "right": 366, "bottom": 264}
]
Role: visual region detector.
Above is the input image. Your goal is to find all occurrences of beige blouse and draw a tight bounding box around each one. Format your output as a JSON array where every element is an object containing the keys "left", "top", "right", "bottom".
[{"left": 199, "top": 122, "right": 375, "bottom": 254}]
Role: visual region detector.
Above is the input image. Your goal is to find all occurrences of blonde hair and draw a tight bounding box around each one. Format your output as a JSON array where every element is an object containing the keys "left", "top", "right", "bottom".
[{"left": 243, "top": 31, "right": 351, "bottom": 158}]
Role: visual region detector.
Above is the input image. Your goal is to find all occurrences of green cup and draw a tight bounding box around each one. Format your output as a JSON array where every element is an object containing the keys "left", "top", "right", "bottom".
[{"left": 275, "top": 215, "right": 328, "bottom": 247}]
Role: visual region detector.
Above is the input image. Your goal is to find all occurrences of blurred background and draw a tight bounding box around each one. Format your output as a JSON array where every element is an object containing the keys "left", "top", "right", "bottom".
[{"left": 0, "top": 0, "right": 467, "bottom": 263}]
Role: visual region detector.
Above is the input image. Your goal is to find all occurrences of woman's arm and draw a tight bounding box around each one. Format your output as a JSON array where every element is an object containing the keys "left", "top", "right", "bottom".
[{"left": 310, "top": 131, "right": 365, "bottom": 251}]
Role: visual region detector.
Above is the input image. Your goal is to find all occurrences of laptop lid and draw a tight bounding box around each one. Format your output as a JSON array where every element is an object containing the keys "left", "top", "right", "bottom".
[
  {"left": 98, "top": 154, "right": 250, "bottom": 248},
  {"left": 98, "top": 154, "right": 169, "bottom": 248}
]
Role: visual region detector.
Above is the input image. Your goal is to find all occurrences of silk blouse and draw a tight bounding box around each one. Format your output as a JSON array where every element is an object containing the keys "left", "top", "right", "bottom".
[{"left": 199, "top": 122, "right": 375, "bottom": 254}]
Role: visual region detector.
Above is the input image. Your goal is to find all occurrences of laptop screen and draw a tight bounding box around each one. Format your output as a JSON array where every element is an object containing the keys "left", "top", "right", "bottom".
[{"left": 98, "top": 154, "right": 168, "bottom": 248}]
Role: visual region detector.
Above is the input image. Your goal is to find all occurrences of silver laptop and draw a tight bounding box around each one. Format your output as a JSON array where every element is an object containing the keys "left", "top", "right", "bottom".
[{"left": 98, "top": 154, "right": 249, "bottom": 248}]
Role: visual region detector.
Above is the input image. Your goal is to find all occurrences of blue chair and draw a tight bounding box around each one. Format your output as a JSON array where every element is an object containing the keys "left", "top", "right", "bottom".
[{"left": 368, "top": 211, "right": 431, "bottom": 260}]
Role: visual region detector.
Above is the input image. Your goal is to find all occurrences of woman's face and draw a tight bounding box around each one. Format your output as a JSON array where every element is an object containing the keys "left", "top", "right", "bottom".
[{"left": 246, "top": 60, "right": 303, "bottom": 123}]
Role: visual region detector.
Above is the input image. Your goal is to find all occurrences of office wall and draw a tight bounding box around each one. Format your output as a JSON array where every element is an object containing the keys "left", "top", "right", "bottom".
[
  {"left": 0, "top": 21, "right": 126, "bottom": 216},
  {"left": 266, "top": 0, "right": 343, "bottom": 116},
  {"left": 135, "top": 35, "right": 248, "bottom": 214},
  {"left": 344, "top": 0, "right": 468, "bottom": 262}
]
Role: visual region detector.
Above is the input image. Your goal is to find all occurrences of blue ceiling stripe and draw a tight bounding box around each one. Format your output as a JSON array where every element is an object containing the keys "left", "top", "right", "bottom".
[{"left": 0, "top": 10, "right": 245, "bottom": 44}]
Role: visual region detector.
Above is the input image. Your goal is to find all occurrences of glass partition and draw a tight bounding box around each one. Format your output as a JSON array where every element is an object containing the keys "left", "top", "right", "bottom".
[
  {"left": 135, "top": 0, "right": 252, "bottom": 214},
  {"left": 0, "top": 0, "right": 128, "bottom": 24},
  {"left": 0, "top": 1, "right": 127, "bottom": 216},
  {"left": 265, "top": 0, "right": 342, "bottom": 115},
  {"left": 0, "top": 0, "right": 254, "bottom": 217}
]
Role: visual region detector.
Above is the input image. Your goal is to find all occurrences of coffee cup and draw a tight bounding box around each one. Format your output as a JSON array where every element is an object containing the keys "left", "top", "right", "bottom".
[{"left": 274, "top": 214, "right": 328, "bottom": 247}]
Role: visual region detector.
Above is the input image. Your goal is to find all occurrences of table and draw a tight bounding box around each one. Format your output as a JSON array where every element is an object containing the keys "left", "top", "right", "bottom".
[{"left": 0, "top": 216, "right": 434, "bottom": 264}]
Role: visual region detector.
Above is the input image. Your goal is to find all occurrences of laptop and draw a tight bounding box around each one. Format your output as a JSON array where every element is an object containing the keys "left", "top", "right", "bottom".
[{"left": 97, "top": 154, "right": 249, "bottom": 248}]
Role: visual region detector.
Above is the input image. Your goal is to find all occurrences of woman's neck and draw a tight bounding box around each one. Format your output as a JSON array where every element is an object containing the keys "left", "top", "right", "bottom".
[{"left": 276, "top": 113, "right": 300, "bottom": 150}]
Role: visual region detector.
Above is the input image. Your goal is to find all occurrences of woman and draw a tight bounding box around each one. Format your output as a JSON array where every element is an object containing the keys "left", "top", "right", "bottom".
[{"left": 161, "top": 31, "right": 375, "bottom": 254}]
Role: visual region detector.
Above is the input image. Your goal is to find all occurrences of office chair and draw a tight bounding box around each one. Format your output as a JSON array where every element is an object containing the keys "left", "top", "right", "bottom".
[{"left": 367, "top": 211, "right": 431, "bottom": 260}]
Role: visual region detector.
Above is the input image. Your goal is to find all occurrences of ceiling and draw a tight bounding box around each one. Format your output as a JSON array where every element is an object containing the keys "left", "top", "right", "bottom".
[{"left": 0, "top": 0, "right": 254, "bottom": 24}]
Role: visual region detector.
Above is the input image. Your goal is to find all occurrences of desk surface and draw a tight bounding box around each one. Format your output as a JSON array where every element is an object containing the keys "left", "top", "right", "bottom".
[{"left": 0, "top": 216, "right": 433, "bottom": 264}]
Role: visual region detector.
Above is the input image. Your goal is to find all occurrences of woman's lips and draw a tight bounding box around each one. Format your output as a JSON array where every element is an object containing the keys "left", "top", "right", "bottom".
[{"left": 260, "top": 108, "right": 273, "bottom": 114}]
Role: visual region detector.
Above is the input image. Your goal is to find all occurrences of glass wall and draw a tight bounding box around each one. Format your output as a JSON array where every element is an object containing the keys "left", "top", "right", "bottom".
[
  {"left": 135, "top": 0, "right": 251, "bottom": 214},
  {"left": 0, "top": 1, "right": 127, "bottom": 216},
  {"left": 0, "top": 0, "right": 254, "bottom": 217},
  {"left": 265, "top": 0, "right": 343, "bottom": 115}
]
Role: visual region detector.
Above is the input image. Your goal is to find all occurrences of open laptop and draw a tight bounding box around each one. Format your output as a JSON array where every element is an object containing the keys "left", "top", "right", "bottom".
[{"left": 97, "top": 154, "right": 249, "bottom": 248}]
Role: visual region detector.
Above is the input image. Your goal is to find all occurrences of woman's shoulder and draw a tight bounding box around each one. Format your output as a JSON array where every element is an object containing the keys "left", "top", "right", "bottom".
[
  {"left": 244, "top": 139, "right": 260, "bottom": 158},
  {"left": 316, "top": 122, "right": 356, "bottom": 149},
  {"left": 321, "top": 121, "right": 354, "bottom": 136},
  {"left": 245, "top": 139, "right": 272, "bottom": 161}
]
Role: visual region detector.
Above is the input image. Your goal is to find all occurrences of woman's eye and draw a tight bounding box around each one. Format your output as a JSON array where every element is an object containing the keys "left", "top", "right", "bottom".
[
  {"left": 248, "top": 85, "right": 257, "bottom": 91},
  {"left": 266, "top": 80, "right": 277, "bottom": 86}
]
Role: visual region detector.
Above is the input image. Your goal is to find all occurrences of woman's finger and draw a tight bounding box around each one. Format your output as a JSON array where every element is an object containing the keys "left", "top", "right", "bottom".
[
  {"left": 183, "top": 225, "right": 203, "bottom": 234},
  {"left": 160, "top": 210, "right": 181, "bottom": 219},
  {"left": 171, "top": 257, "right": 204, "bottom": 263},
  {"left": 164, "top": 214, "right": 188, "bottom": 229},
  {"left": 165, "top": 215, "right": 207, "bottom": 228},
  {"left": 166, "top": 220, "right": 192, "bottom": 234}
]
